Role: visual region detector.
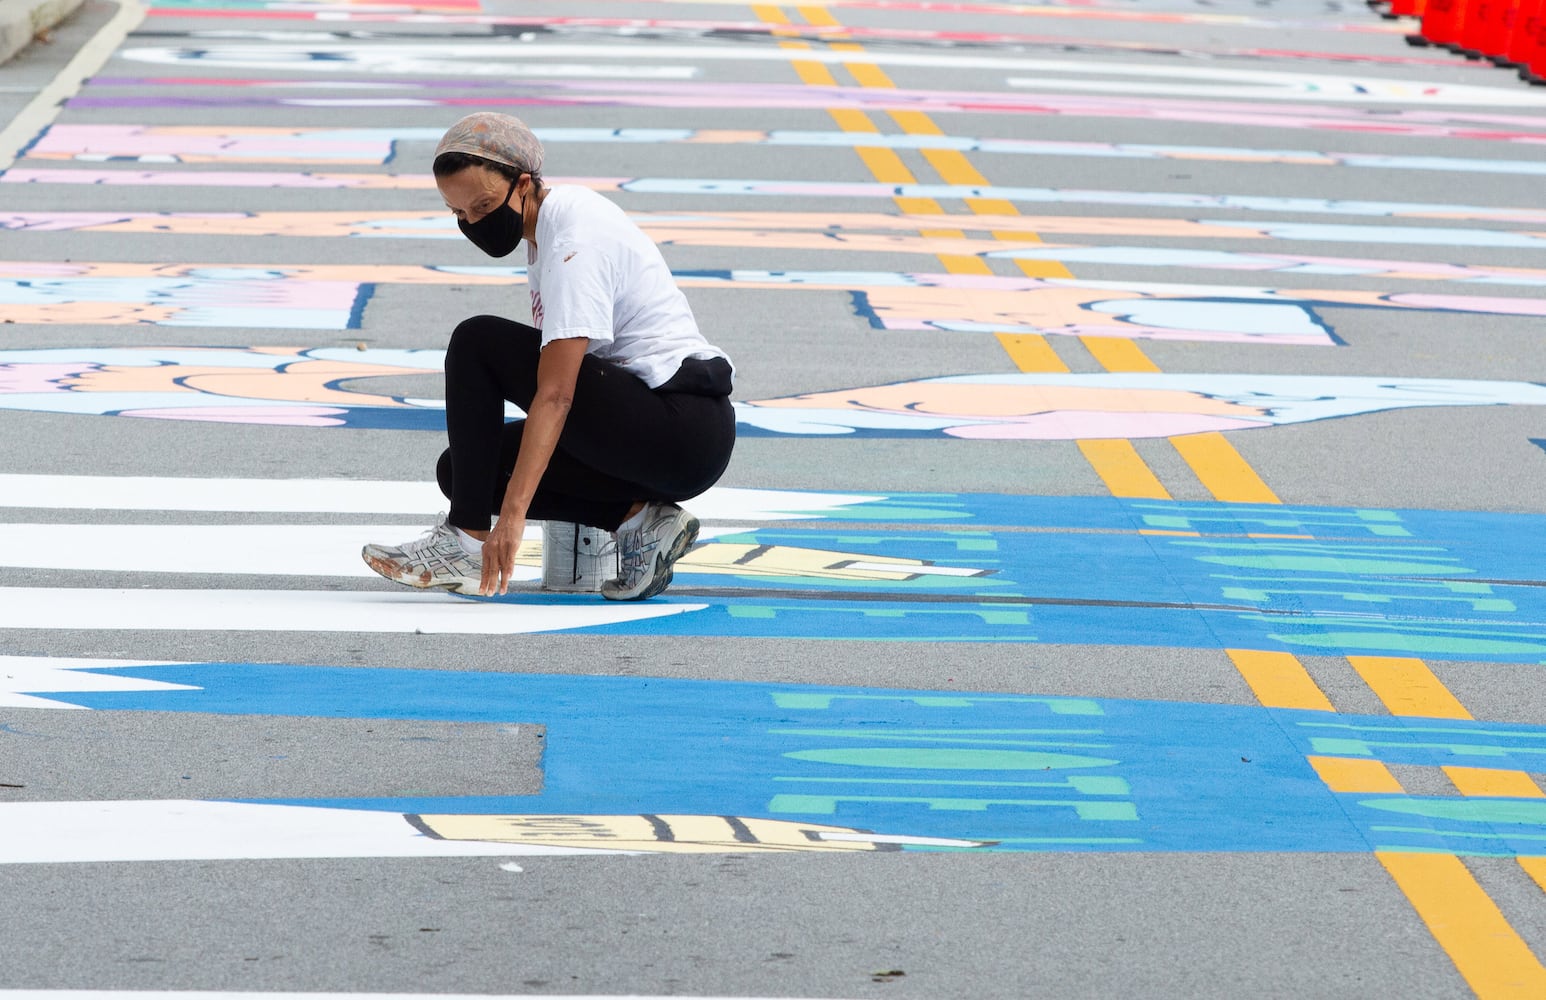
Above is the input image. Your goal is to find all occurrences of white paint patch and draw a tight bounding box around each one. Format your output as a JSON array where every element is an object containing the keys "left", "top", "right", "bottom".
[
  {"left": 114, "top": 42, "right": 1546, "bottom": 106},
  {"left": 0, "top": 800, "right": 620, "bottom": 864},
  {"left": 0, "top": 656, "right": 199, "bottom": 710},
  {"left": 0, "top": 523, "right": 536, "bottom": 579},
  {"left": 0, "top": 475, "right": 882, "bottom": 520},
  {"left": 0, "top": 588, "right": 705, "bottom": 635},
  {"left": 0, "top": 522, "right": 749, "bottom": 578},
  {"left": 0, "top": 994, "right": 852, "bottom": 1000}
]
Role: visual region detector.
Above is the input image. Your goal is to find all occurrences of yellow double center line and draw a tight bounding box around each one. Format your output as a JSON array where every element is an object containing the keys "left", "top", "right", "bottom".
[
  {"left": 754, "top": 4, "right": 1275, "bottom": 505},
  {"left": 751, "top": 5, "right": 1546, "bottom": 994},
  {"left": 1241, "top": 649, "right": 1546, "bottom": 997}
]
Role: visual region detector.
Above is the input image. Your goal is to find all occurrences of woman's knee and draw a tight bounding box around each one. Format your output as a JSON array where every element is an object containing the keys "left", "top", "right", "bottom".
[{"left": 446, "top": 315, "right": 504, "bottom": 364}]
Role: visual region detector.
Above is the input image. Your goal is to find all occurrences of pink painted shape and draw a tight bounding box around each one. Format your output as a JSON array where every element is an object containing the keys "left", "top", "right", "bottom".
[
  {"left": 121, "top": 406, "right": 349, "bottom": 426},
  {"left": 1388, "top": 293, "right": 1546, "bottom": 316},
  {"left": 944, "top": 412, "right": 1271, "bottom": 440},
  {"left": 29, "top": 125, "right": 391, "bottom": 160},
  {"left": 0, "top": 363, "right": 91, "bottom": 392},
  {"left": 0, "top": 169, "right": 385, "bottom": 188}
]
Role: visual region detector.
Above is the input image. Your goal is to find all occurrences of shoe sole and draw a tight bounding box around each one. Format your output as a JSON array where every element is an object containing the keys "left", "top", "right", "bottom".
[{"left": 362, "top": 548, "right": 480, "bottom": 595}]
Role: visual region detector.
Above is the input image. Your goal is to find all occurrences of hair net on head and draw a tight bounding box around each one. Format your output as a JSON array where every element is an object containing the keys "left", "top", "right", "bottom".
[{"left": 434, "top": 112, "right": 545, "bottom": 175}]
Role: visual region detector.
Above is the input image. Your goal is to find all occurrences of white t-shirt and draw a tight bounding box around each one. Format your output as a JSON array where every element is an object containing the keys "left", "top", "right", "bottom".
[{"left": 526, "top": 186, "right": 731, "bottom": 390}]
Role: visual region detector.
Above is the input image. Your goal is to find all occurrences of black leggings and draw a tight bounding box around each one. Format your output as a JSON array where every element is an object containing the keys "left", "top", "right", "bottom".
[{"left": 439, "top": 315, "right": 736, "bottom": 532}]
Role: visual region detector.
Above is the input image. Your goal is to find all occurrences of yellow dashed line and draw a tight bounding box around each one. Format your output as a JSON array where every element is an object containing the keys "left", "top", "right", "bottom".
[
  {"left": 1346, "top": 656, "right": 1471, "bottom": 720},
  {"left": 1226, "top": 649, "right": 1334, "bottom": 712},
  {"left": 1169, "top": 432, "right": 1281, "bottom": 505},
  {"left": 796, "top": 3, "right": 839, "bottom": 27},
  {"left": 994, "top": 332, "right": 1069, "bottom": 373},
  {"left": 754, "top": 6, "right": 1546, "bottom": 987},
  {"left": 1377, "top": 852, "right": 1546, "bottom": 998},
  {"left": 1076, "top": 440, "right": 1170, "bottom": 500},
  {"left": 1521, "top": 858, "right": 1546, "bottom": 894},
  {"left": 1081, "top": 337, "right": 1161, "bottom": 374},
  {"left": 1444, "top": 767, "right": 1546, "bottom": 798},
  {"left": 1308, "top": 755, "right": 1405, "bottom": 794}
]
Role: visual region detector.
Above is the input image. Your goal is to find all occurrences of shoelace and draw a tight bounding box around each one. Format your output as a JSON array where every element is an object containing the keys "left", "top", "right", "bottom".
[{"left": 401, "top": 523, "right": 472, "bottom": 575}]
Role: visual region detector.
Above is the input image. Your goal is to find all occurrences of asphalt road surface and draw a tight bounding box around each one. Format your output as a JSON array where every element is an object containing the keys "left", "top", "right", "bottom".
[{"left": 4, "top": 0, "right": 1546, "bottom": 997}]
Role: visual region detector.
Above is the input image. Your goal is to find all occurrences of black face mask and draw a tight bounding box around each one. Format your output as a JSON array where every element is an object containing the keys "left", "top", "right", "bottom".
[{"left": 457, "top": 176, "right": 522, "bottom": 257}]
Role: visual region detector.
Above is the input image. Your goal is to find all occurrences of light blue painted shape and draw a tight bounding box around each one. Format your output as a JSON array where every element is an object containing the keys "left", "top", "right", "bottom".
[{"left": 34, "top": 663, "right": 1546, "bottom": 856}]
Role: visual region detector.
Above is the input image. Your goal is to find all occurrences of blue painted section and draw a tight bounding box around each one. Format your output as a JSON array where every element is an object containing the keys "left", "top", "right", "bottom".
[
  {"left": 576, "top": 494, "right": 1546, "bottom": 663},
  {"left": 36, "top": 663, "right": 1546, "bottom": 855}
]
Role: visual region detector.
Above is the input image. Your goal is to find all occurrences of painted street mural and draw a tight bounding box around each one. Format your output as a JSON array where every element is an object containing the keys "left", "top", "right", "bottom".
[
  {"left": 7, "top": 0, "right": 1546, "bottom": 990},
  {"left": 17, "top": 174, "right": 1546, "bottom": 222},
  {"left": 94, "top": 43, "right": 1546, "bottom": 108},
  {"left": 23, "top": 123, "right": 1546, "bottom": 179},
  {"left": 7, "top": 658, "right": 1546, "bottom": 861},
  {"left": 7, "top": 259, "right": 1546, "bottom": 342},
  {"left": 60, "top": 81, "right": 1546, "bottom": 139},
  {"left": 131, "top": 10, "right": 1422, "bottom": 67},
  {"left": 5, "top": 346, "right": 1546, "bottom": 438},
  {"left": 0, "top": 487, "right": 1544, "bottom": 662}
]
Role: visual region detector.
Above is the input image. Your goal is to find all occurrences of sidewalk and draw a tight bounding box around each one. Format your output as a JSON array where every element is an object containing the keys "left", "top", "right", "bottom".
[{"left": 0, "top": 0, "right": 83, "bottom": 66}]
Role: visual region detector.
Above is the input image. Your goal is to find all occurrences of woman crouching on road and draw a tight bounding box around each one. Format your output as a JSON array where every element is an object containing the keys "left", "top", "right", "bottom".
[{"left": 363, "top": 112, "right": 736, "bottom": 600}]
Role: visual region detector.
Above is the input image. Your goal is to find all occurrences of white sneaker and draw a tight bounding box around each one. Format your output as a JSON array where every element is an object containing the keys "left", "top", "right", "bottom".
[
  {"left": 601, "top": 502, "right": 700, "bottom": 601},
  {"left": 362, "top": 515, "right": 482, "bottom": 594}
]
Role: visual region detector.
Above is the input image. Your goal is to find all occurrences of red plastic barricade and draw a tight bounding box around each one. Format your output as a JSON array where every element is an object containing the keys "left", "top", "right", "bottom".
[
  {"left": 1420, "top": 0, "right": 1469, "bottom": 49},
  {"left": 1458, "top": 0, "right": 1497, "bottom": 56},
  {"left": 1489, "top": 0, "right": 1529, "bottom": 64},
  {"left": 1509, "top": 0, "right": 1545, "bottom": 72},
  {"left": 1526, "top": 1, "right": 1546, "bottom": 79}
]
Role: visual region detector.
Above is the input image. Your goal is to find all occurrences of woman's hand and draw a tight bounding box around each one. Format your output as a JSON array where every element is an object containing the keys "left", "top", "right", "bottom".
[{"left": 479, "top": 514, "right": 526, "bottom": 596}]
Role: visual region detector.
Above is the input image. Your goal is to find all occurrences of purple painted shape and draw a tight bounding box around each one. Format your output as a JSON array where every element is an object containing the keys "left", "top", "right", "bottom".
[
  {"left": 0, "top": 364, "right": 82, "bottom": 393},
  {"left": 60, "top": 83, "right": 1546, "bottom": 144},
  {"left": 24, "top": 124, "right": 393, "bottom": 162},
  {"left": 0, "top": 169, "right": 388, "bottom": 188}
]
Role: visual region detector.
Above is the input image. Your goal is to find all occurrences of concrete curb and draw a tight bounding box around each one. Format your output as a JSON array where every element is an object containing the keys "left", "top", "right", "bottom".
[{"left": 0, "top": 0, "right": 86, "bottom": 67}]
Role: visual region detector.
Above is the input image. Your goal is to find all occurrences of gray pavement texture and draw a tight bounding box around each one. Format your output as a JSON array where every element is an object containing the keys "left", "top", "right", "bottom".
[
  {"left": 5, "top": 0, "right": 1546, "bottom": 998},
  {"left": 0, "top": 0, "right": 81, "bottom": 66}
]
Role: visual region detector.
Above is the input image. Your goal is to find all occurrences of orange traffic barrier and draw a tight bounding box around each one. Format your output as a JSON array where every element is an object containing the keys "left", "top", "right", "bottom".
[
  {"left": 1420, "top": 0, "right": 1470, "bottom": 49},
  {"left": 1509, "top": 0, "right": 1545, "bottom": 72},
  {"left": 1457, "top": 0, "right": 1498, "bottom": 56},
  {"left": 1489, "top": 0, "right": 1529, "bottom": 64},
  {"left": 1525, "top": 0, "right": 1546, "bottom": 80}
]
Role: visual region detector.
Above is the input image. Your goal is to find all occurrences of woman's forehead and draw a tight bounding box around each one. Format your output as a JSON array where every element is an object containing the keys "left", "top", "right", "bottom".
[{"left": 438, "top": 165, "right": 508, "bottom": 203}]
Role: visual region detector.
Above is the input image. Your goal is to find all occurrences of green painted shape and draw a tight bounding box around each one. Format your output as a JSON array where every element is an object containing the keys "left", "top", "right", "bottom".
[
  {"left": 812, "top": 505, "right": 964, "bottom": 521},
  {"left": 1275, "top": 631, "right": 1546, "bottom": 656},
  {"left": 767, "top": 793, "right": 1138, "bottom": 820},
  {"left": 785, "top": 747, "right": 1118, "bottom": 771},
  {"left": 1198, "top": 555, "right": 1472, "bottom": 575},
  {"left": 1360, "top": 798, "right": 1546, "bottom": 826},
  {"left": 769, "top": 693, "right": 1102, "bottom": 714},
  {"left": 726, "top": 605, "right": 778, "bottom": 619}
]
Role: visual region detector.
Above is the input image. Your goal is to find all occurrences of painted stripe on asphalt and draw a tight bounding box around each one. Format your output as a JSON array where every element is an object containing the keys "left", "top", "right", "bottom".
[
  {"left": 1376, "top": 851, "right": 1546, "bottom": 997},
  {"left": 1226, "top": 649, "right": 1334, "bottom": 711},
  {"left": 1346, "top": 656, "right": 1472, "bottom": 720},
  {"left": 0, "top": 0, "right": 145, "bottom": 172},
  {"left": 0, "top": 588, "right": 703, "bottom": 634},
  {"left": 0, "top": 992, "right": 852, "bottom": 1000},
  {"left": 0, "top": 476, "right": 880, "bottom": 519},
  {"left": 1307, "top": 756, "right": 1405, "bottom": 794}
]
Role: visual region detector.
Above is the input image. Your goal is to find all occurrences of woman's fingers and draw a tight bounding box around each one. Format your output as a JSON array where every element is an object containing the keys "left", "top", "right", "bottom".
[{"left": 479, "top": 524, "right": 522, "bottom": 596}]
